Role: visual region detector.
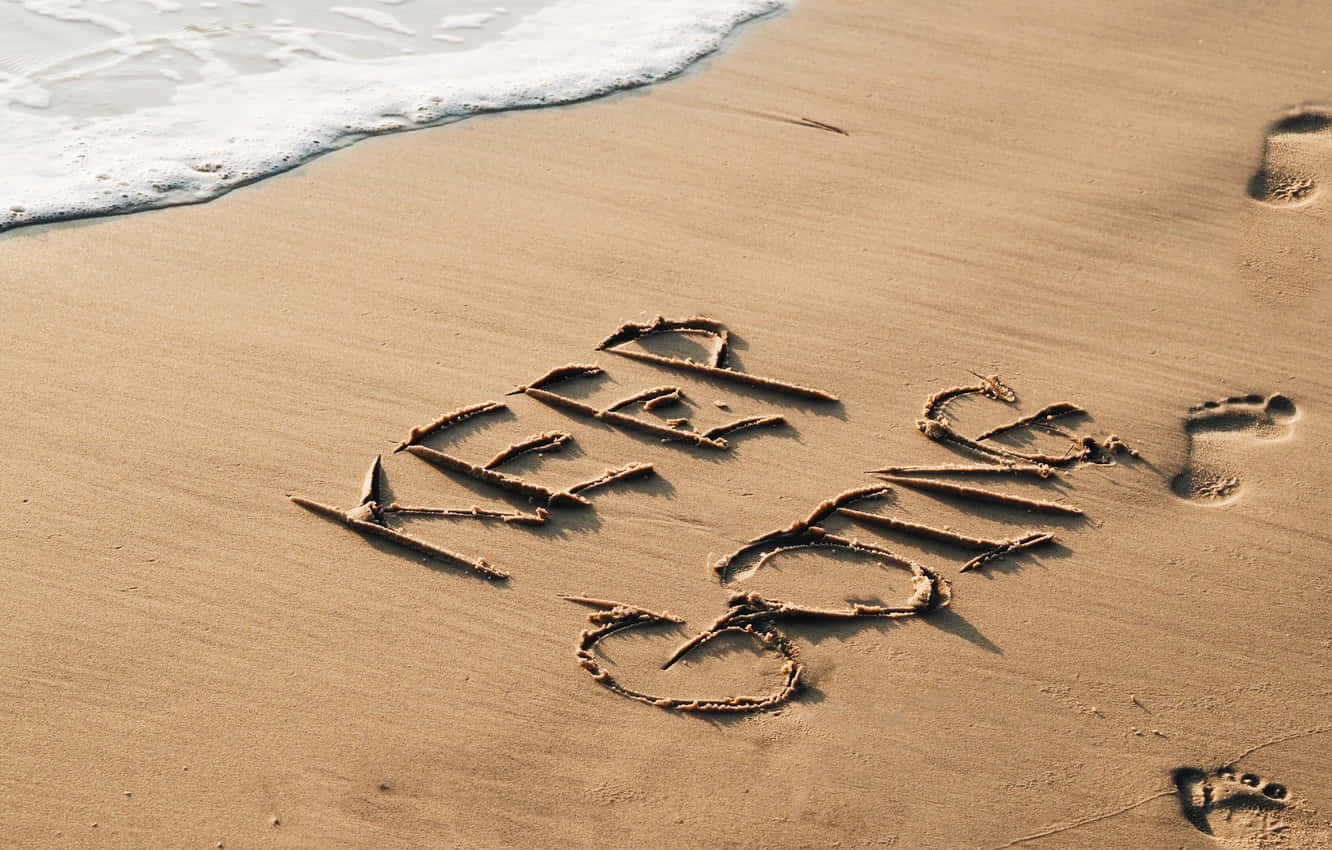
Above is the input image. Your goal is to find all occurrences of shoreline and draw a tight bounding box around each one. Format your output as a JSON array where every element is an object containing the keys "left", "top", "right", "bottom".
[{"left": 1, "top": 0, "right": 785, "bottom": 236}]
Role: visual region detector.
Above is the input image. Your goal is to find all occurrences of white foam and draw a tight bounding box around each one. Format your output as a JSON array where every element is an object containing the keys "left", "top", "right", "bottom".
[
  {"left": 438, "top": 11, "right": 494, "bottom": 29},
  {"left": 0, "top": 0, "right": 782, "bottom": 231},
  {"left": 330, "top": 6, "right": 414, "bottom": 35}
]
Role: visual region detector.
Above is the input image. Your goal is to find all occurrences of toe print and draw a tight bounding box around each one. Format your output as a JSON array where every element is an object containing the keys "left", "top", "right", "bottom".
[
  {"left": 1171, "top": 766, "right": 1322, "bottom": 847},
  {"left": 1170, "top": 393, "right": 1299, "bottom": 503}
]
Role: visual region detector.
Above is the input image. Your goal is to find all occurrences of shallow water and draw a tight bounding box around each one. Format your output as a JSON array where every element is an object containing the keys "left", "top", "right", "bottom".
[{"left": 0, "top": 0, "right": 782, "bottom": 230}]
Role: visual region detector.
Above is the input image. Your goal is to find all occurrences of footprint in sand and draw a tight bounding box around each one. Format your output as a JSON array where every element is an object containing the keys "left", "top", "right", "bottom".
[
  {"left": 1170, "top": 393, "right": 1298, "bottom": 503},
  {"left": 1239, "top": 107, "right": 1332, "bottom": 303},
  {"left": 1247, "top": 110, "right": 1332, "bottom": 207},
  {"left": 1172, "top": 765, "right": 1331, "bottom": 847}
]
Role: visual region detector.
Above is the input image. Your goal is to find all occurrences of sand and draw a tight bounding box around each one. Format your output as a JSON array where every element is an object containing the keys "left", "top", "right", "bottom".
[{"left": 2, "top": 1, "right": 1330, "bottom": 847}]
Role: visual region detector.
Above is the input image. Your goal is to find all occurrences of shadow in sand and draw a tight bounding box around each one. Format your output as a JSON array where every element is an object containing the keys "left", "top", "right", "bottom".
[{"left": 921, "top": 606, "right": 1003, "bottom": 655}]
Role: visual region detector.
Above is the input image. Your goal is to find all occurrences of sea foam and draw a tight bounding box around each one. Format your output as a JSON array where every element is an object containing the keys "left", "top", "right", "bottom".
[{"left": 0, "top": 0, "right": 782, "bottom": 231}]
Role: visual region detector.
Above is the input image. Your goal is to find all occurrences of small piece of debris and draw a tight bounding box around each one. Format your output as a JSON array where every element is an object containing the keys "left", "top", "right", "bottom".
[{"left": 714, "top": 400, "right": 730, "bottom": 410}]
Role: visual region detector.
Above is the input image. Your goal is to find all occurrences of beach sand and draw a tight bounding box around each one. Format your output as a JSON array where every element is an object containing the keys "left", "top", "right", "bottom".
[{"left": 2, "top": 1, "right": 1330, "bottom": 847}]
